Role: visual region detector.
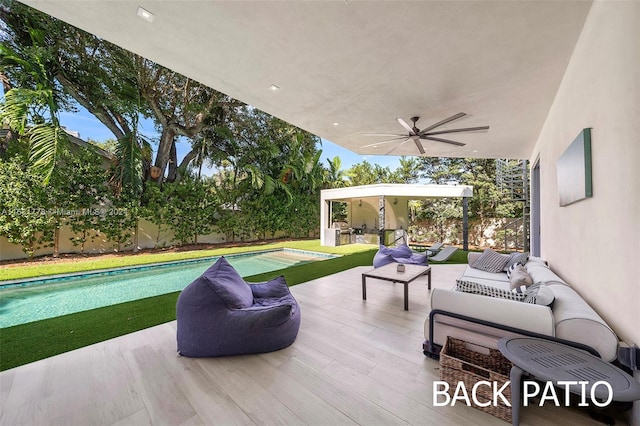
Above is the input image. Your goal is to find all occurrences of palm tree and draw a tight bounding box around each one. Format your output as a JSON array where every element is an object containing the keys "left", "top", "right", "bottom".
[
  {"left": 0, "top": 28, "right": 68, "bottom": 183},
  {"left": 324, "top": 156, "right": 348, "bottom": 188}
]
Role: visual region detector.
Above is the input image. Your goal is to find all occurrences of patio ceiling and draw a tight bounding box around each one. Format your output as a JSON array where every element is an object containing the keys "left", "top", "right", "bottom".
[{"left": 23, "top": 1, "right": 592, "bottom": 159}]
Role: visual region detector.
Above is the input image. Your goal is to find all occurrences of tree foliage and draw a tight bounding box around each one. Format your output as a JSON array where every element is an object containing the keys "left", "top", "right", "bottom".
[
  {"left": 52, "top": 149, "right": 110, "bottom": 253},
  {"left": 0, "top": 154, "right": 56, "bottom": 256},
  {"left": 0, "top": 13, "right": 70, "bottom": 183},
  {"left": 1, "top": 1, "right": 241, "bottom": 187},
  {"left": 164, "top": 176, "right": 217, "bottom": 245}
]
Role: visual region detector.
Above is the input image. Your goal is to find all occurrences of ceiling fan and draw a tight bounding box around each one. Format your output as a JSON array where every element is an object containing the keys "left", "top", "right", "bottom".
[{"left": 362, "top": 112, "right": 489, "bottom": 154}]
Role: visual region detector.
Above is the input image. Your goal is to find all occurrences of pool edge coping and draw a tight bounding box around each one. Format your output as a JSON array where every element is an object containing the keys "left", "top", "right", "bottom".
[{"left": 0, "top": 248, "right": 340, "bottom": 288}]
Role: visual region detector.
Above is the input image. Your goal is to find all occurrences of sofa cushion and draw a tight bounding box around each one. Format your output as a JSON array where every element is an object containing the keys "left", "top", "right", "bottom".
[
  {"left": 471, "top": 248, "right": 510, "bottom": 273},
  {"left": 203, "top": 257, "right": 254, "bottom": 309},
  {"left": 549, "top": 284, "right": 618, "bottom": 361},
  {"left": 456, "top": 277, "right": 511, "bottom": 290},
  {"left": 461, "top": 265, "right": 509, "bottom": 284},
  {"left": 509, "top": 264, "right": 533, "bottom": 289},
  {"left": 526, "top": 256, "right": 547, "bottom": 266},
  {"left": 526, "top": 264, "right": 568, "bottom": 286}
]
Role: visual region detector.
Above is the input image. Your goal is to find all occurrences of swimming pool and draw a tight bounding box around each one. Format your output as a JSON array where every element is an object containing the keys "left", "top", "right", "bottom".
[{"left": 0, "top": 249, "right": 335, "bottom": 327}]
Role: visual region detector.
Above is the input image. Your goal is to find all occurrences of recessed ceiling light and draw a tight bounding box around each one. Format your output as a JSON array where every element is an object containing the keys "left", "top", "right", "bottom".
[
  {"left": 269, "top": 84, "right": 280, "bottom": 91},
  {"left": 332, "top": 122, "right": 339, "bottom": 126},
  {"left": 137, "top": 6, "right": 155, "bottom": 22}
]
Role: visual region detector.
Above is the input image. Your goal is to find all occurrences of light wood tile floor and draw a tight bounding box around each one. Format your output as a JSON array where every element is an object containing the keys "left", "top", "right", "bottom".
[{"left": 0, "top": 265, "right": 628, "bottom": 425}]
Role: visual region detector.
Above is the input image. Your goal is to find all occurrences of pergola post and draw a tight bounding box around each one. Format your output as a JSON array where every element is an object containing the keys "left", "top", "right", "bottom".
[{"left": 462, "top": 196, "right": 469, "bottom": 251}]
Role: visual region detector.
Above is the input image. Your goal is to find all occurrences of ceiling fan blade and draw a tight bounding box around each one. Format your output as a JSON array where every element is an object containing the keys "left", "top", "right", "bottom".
[
  {"left": 396, "top": 117, "right": 415, "bottom": 134},
  {"left": 425, "top": 126, "right": 490, "bottom": 136},
  {"left": 422, "top": 136, "right": 466, "bottom": 147},
  {"left": 361, "top": 133, "right": 407, "bottom": 137},
  {"left": 385, "top": 138, "right": 411, "bottom": 155},
  {"left": 418, "top": 112, "right": 466, "bottom": 135},
  {"left": 412, "top": 136, "right": 426, "bottom": 154},
  {"left": 361, "top": 136, "right": 408, "bottom": 148}
]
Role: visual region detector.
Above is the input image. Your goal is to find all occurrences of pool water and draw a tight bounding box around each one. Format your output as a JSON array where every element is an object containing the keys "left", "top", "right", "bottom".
[{"left": 0, "top": 249, "right": 332, "bottom": 327}]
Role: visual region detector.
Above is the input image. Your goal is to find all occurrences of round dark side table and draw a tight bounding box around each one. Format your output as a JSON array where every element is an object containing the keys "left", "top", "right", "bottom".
[{"left": 498, "top": 337, "right": 640, "bottom": 426}]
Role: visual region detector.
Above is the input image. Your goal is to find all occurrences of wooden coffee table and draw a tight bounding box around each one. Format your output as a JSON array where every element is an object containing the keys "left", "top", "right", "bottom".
[{"left": 361, "top": 263, "right": 432, "bottom": 310}]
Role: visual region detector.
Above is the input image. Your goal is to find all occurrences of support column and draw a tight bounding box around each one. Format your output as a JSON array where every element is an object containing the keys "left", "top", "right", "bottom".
[
  {"left": 462, "top": 196, "right": 469, "bottom": 252},
  {"left": 320, "top": 199, "right": 330, "bottom": 246},
  {"left": 378, "top": 195, "right": 385, "bottom": 244}
]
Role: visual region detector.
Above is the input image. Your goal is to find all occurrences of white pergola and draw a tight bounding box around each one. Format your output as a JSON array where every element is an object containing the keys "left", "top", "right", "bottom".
[{"left": 320, "top": 184, "right": 473, "bottom": 248}]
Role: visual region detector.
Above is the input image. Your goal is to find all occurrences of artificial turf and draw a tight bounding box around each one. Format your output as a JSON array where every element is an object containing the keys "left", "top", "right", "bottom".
[{"left": 0, "top": 248, "right": 378, "bottom": 371}]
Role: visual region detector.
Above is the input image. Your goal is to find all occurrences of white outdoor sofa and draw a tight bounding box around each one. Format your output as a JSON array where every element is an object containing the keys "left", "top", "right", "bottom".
[{"left": 424, "top": 251, "right": 619, "bottom": 362}]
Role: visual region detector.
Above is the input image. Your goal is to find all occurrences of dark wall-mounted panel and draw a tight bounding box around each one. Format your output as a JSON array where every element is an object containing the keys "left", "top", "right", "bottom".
[{"left": 557, "top": 128, "right": 592, "bottom": 207}]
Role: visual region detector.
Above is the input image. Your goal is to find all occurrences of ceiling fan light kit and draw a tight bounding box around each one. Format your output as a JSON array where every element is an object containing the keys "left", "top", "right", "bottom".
[{"left": 362, "top": 112, "right": 490, "bottom": 155}]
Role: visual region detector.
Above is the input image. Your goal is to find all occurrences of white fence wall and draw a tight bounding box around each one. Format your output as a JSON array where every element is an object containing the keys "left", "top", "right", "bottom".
[{"left": 1, "top": 219, "right": 233, "bottom": 261}]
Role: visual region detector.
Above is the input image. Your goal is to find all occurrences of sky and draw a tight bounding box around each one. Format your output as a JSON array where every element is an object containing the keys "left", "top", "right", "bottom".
[{"left": 57, "top": 106, "right": 403, "bottom": 174}]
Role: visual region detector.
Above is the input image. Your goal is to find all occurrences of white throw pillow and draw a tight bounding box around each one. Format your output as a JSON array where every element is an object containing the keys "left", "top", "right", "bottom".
[{"left": 512, "top": 283, "right": 555, "bottom": 306}]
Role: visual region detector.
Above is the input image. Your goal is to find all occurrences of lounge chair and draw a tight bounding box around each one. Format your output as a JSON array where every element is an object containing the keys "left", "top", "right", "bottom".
[
  {"left": 427, "top": 245, "right": 458, "bottom": 262},
  {"left": 426, "top": 242, "right": 444, "bottom": 256}
]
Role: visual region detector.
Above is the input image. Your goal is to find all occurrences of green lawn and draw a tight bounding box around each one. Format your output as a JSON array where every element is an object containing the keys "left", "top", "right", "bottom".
[
  {"left": 432, "top": 248, "right": 470, "bottom": 264},
  {"left": 0, "top": 240, "right": 468, "bottom": 371}
]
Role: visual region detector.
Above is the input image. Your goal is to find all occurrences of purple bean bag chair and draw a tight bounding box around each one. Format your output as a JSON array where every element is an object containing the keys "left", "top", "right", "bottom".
[
  {"left": 373, "top": 243, "right": 428, "bottom": 268},
  {"left": 176, "top": 257, "right": 301, "bottom": 357}
]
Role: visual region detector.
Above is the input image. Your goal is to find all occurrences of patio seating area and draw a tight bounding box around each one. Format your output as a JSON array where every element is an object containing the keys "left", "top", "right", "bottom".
[{"left": 0, "top": 264, "right": 620, "bottom": 425}]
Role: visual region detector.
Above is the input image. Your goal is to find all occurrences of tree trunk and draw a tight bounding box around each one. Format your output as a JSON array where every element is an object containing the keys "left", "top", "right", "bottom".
[
  {"left": 178, "top": 149, "right": 198, "bottom": 174},
  {"left": 56, "top": 73, "right": 128, "bottom": 140},
  {"left": 154, "top": 128, "right": 176, "bottom": 182},
  {"left": 167, "top": 141, "right": 178, "bottom": 182},
  {"left": 53, "top": 227, "right": 60, "bottom": 258},
  {"left": 133, "top": 219, "right": 139, "bottom": 253}
]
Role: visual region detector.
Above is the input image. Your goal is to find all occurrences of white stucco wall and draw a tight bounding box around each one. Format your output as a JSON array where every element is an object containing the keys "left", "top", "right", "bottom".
[
  {"left": 0, "top": 219, "right": 231, "bottom": 262},
  {"left": 532, "top": 2, "right": 640, "bottom": 420},
  {"left": 350, "top": 198, "right": 379, "bottom": 230},
  {"left": 385, "top": 199, "right": 409, "bottom": 231}
]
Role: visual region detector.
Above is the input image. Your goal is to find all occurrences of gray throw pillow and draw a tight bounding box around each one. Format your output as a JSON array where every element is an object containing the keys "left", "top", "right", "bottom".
[
  {"left": 503, "top": 251, "right": 530, "bottom": 271},
  {"left": 471, "top": 248, "right": 510, "bottom": 273},
  {"left": 509, "top": 264, "right": 533, "bottom": 290}
]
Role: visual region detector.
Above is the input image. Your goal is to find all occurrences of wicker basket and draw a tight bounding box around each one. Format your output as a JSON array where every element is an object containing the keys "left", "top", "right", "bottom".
[{"left": 439, "top": 337, "right": 513, "bottom": 423}]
